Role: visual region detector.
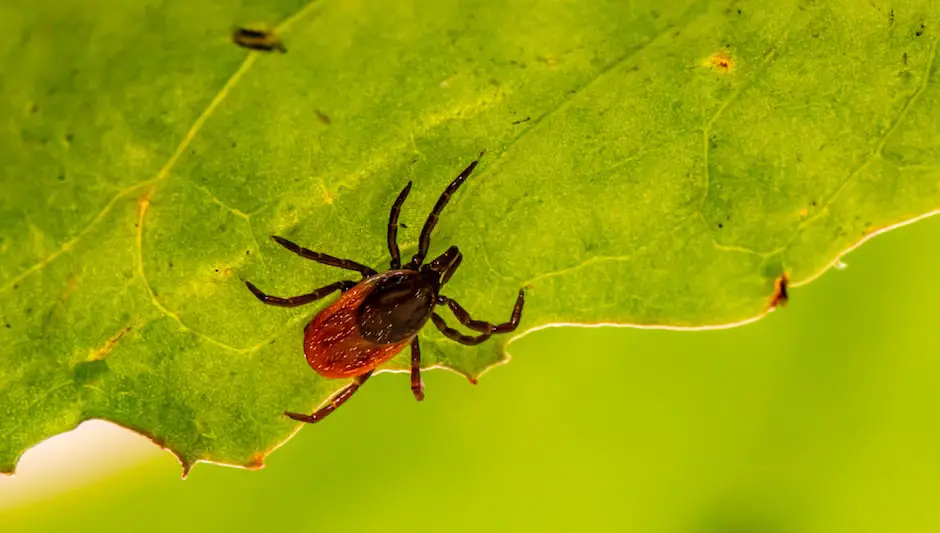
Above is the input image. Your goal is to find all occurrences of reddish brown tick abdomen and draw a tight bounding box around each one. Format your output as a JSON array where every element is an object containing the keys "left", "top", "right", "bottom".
[{"left": 303, "top": 278, "right": 411, "bottom": 379}]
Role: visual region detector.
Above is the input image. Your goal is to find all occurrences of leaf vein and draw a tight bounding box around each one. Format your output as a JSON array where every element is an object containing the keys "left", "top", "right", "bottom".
[
  {"left": 490, "top": 1, "right": 705, "bottom": 170},
  {"left": 128, "top": 0, "right": 328, "bottom": 350},
  {"left": 191, "top": 182, "right": 251, "bottom": 220},
  {"left": 782, "top": 34, "right": 940, "bottom": 262},
  {"left": 0, "top": 181, "right": 153, "bottom": 295},
  {"left": 522, "top": 255, "right": 636, "bottom": 287},
  {"left": 700, "top": 47, "right": 780, "bottom": 212}
]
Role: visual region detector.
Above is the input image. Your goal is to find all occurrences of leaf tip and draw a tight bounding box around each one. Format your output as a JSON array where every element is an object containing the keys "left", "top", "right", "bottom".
[
  {"left": 246, "top": 454, "right": 266, "bottom": 471},
  {"left": 769, "top": 273, "right": 789, "bottom": 310},
  {"left": 180, "top": 461, "right": 193, "bottom": 480}
]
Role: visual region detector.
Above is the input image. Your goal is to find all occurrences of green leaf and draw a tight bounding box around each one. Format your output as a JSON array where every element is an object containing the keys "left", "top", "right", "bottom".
[{"left": 1, "top": 0, "right": 938, "bottom": 474}]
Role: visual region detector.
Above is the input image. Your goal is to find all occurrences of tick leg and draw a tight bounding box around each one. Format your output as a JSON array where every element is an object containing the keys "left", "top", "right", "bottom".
[
  {"left": 285, "top": 370, "right": 373, "bottom": 424},
  {"left": 438, "top": 289, "right": 525, "bottom": 334},
  {"left": 387, "top": 181, "right": 412, "bottom": 269},
  {"left": 271, "top": 235, "right": 377, "bottom": 277},
  {"left": 244, "top": 280, "right": 355, "bottom": 308},
  {"left": 408, "top": 153, "right": 483, "bottom": 268},
  {"left": 431, "top": 313, "right": 492, "bottom": 345},
  {"left": 410, "top": 337, "right": 424, "bottom": 401}
]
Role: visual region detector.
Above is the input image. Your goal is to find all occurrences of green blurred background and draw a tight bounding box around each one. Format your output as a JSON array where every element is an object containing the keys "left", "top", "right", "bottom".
[{"left": 2, "top": 215, "right": 939, "bottom": 532}]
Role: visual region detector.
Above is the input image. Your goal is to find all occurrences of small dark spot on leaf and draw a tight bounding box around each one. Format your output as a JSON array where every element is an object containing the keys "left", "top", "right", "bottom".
[
  {"left": 812, "top": 33, "right": 819, "bottom": 38},
  {"left": 811, "top": 201, "right": 817, "bottom": 207},
  {"left": 12, "top": 284, "right": 18, "bottom": 290},
  {"left": 57, "top": 173, "right": 65, "bottom": 181},
  {"left": 512, "top": 116, "right": 531, "bottom": 125},
  {"left": 890, "top": 9, "right": 895, "bottom": 25},
  {"left": 916, "top": 23, "right": 925, "bottom": 37},
  {"left": 246, "top": 249, "right": 251, "bottom": 255},
  {"left": 231, "top": 141, "right": 237, "bottom": 148},
  {"left": 400, "top": 222, "right": 409, "bottom": 229},
  {"left": 903, "top": 52, "right": 908, "bottom": 65},
  {"left": 4, "top": 323, "right": 10, "bottom": 329},
  {"left": 190, "top": 149, "right": 196, "bottom": 155},
  {"left": 65, "top": 133, "right": 73, "bottom": 143},
  {"left": 737, "top": 8, "right": 742, "bottom": 14},
  {"left": 315, "top": 109, "right": 331, "bottom": 125},
  {"left": 30, "top": 102, "right": 39, "bottom": 114},
  {"left": 169, "top": 261, "right": 174, "bottom": 268},
  {"left": 214, "top": 269, "right": 220, "bottom": 273},
  {"left": 717, "top": 223, "right": 723, "bottom": 229},
  {"left": 25, "top": 307, "right": 32, "bottom": 314},
  {"left": 651, "top": 10, "right": 660, "bottom": 19}
]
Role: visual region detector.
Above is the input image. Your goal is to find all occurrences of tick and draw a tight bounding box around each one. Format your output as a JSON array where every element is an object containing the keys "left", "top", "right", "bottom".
[{"left": 245, "top": 155, "right": 525, "bottom": 424}]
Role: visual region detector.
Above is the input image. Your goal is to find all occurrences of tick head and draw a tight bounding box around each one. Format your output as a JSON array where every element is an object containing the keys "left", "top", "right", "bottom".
[{"left": 423, "top": 246, "right": 462, "bottom": 288}]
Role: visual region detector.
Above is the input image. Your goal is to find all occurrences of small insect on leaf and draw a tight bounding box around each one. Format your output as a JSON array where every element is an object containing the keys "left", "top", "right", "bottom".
[{"left": 232, "top": 27, "right": 286, "bottom": 53}]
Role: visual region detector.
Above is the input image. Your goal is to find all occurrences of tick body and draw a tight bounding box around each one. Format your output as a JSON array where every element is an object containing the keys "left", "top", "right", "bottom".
[
  {"left": 303, "top": 270, "right": 435, "bottom": 379},
  {"left": 245, "top": 154, "right": 525, "bottom": 424}
]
